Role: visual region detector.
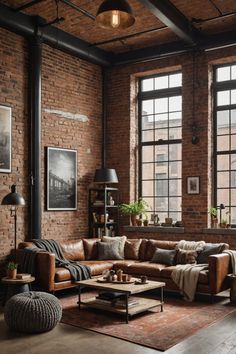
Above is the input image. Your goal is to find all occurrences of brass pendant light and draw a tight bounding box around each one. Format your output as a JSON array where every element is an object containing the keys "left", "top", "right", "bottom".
[{"left": 96, "top": 0, "right": 135, "bottom": 29}]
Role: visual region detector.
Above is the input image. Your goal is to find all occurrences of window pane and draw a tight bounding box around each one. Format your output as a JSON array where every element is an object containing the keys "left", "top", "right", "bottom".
[
  {"left": 231, "top": 135, "right": 236, "bottom": 150},
  {"left": 156, "top": 180, "right": 168, "bottom": 196},
  {"left": 231, "top": 110, "right": 236, "bottom": 134},
  {"left": 217, "top": 91, "right": 230, "bottom": 106},
  {"left": 142, "top": 181, "right": 154, "bottom": 196},
  {"left": 154, "top": 113, "right": 168, "bottom": 128},
  {"left": 155, "top": 97, "right": 168, "bottom": 113},
  {"left": 155, "top": 163, "right": 168, "bottom": 174},
  {"left": 142, "top": 129, "right": 154, "bottom": 142},
  {"left": 155, "top": 197, "right": 168, "bottom": 211},
  {"left": 217, "top": 155, "right": 229, "bottom": 171},
  {"left": 169, "top": 162, "right": 182, "bottom": 177},
  {"left": 142, "top": 100, "right": 153, "bottom": 115},
  {"left": 169, "top": 96, "right": 182, "bottom": 111},
  {"left": 142, "top": 163, "right": 154, "bottom": 180},
  {"left": 169, "top": 179, "right": 182, "bottom": 196},
  {"left": 217, "top": 189, "right": 229, "bottom": 206},
  {"left": 155, "top": 75, "right": 168, "bottom": 90},
  {"left": 155, "top": 128, "right": 168, "bottom": 140},
  {"left": 156, "top": 212, "right": 167, "bottom": 223},
  {"left": 230, "top": 207, "right": 236, "bottom": 225},
  {"left": 217, "top": 110, "right": 229, "bottom": 135},
  {"left": 155, "top": 145, "right": 168, "bottom": 161},
  {"left": 169, "top": 73, "right": 182, "bottom": 87},
  {"left": 170, "top": 144, "right": 181, "bottom": 161},
  {"left": 170, "top": 197, "right": 181, "bottom": 211},
  {"left": 217, "top": 66, "right": 230, "bottom": 82},
  {"left": 217, "top": 135, "right": 229, "bottom": 151},
  {"left": 169, "top": 127, "right": 181, "bottom": 139},
  {"left": 142, "top": 78, "right": 154, "bottom": 92},
  {"left": 143, "top": 198, "right": 154, "bottom": 212},
  {"left": 231, "top": 190, "right": 236, "bottom": 206},
  {"left": 231, "top": 89, "right": 236, "bottom": 105},
  {"left": 170, "top": 212, "right": 181, "bottom": 222},
  {"left": 231, "top": 154, "right": 236, "bottom": 169},
  {"left": 232, "top": 65, "right": 236, "bottom": 80},
  {"left": 142, "top": 115, "right": 154, "bottom": 130},
  {"left": 217, "top": 171, "right": 229, "bottom": 188},
  {"left": 142, "top": 146, "right": 153, "bottom": 162},
  {"left": 231, "top": 171, "right": 236, "bottom": 187},
  {"left": 169, "top": 111, "right": 182, "bottom": 127}
]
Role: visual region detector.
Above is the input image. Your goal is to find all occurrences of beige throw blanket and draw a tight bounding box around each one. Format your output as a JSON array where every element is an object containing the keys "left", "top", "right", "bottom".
[
  {"left": 176, "top": 240, "right": 205, "bottom": 251},
  {"left": 223, "top": 250, "right": 236, "bottom": 275},
  {"left": 171, "top": 264, "right": 208, "bottom": 301}
]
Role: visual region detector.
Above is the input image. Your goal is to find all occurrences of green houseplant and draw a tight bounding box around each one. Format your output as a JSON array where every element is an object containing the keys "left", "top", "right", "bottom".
[
  {"left": 6, "top": 261, "right": 17, "bottom": 279},
  {"left": 119, "top": 199, "right": 148, "bottom": 226}
]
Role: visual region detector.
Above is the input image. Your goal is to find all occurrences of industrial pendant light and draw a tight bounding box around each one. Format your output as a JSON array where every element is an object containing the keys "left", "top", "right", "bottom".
[{"left": 96, "top": 0, "right": 135, "bottom": 29}]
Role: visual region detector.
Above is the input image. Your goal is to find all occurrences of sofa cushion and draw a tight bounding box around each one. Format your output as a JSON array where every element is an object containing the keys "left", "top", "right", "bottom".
[
  {"left": 55, "top": 267, "right": 71, "bottom": 282},
  {"left": 60, "top": 239, "right": 85, "bottom": 261},
  {"left": 159, "top": 266, "right": 209, "bottom": 285},
  {"left": 139, "top": 239, "right": 149, "bottom": 261},
  {"left": 146, "top": 240, "right": 178, "bottom": 260},
  {"left": 126, "top": 262, "right": 166, "bottom": 277},
  {"left": 151, "top": 248, "right": 177, "bottom": 266},
  {"left": 97, "top": 241, "right": 123, "bottom": 260},
  {"left": 197, "top": 243, "right": 228, "bottom": 264},
  {"left": 83, "top": 238, "right": 100, "bottom": 260},
  {"left": 102, "top": 236, "right": 127, "bottom": 258},
  {"left": 80, "top": 260, "right": 113, "bottom": 276},
  {"left": 124, "top": 239, "right": 142, "bottom": 260},
  {"left": 176, "top": 250, "right": 198, "bottom": 264}
]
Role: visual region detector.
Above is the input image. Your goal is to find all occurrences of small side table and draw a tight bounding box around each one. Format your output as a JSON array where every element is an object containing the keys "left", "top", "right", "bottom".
[
  {"left": 227, "top": 274, "right": 236, "bottom": 303},
  {"left": 1, "top": 276, "right": 35, "bottom": 305}
]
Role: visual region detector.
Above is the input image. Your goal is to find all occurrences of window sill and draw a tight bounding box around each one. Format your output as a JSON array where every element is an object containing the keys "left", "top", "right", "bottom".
[
  {"left": 203, "top": 228, "right": 236, "bottom": 235},
  {"left": 123, "top": 226, "right": 185, "bottom": 233}
]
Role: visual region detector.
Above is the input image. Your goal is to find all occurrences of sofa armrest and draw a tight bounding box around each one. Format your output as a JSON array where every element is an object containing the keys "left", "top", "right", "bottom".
[
  {"left": 208, "top": 253, "right": 230, "bottom": 294},
  {"left": 35, "top": 252, "right": 56, "bottom": 292}
]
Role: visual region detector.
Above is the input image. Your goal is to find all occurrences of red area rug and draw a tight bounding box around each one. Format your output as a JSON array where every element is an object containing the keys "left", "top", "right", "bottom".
[{"left": 60, "top": 293, "right": 235, "bottom": 351}]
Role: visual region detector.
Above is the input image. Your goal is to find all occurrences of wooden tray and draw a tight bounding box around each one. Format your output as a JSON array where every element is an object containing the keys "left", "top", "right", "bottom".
[{"left": 96, "top": 278, "right": 135, "bottom": 284}]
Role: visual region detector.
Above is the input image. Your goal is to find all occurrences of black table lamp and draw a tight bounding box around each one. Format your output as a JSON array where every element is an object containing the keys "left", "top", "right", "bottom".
[{"left": 1, "top": 185, "right": 25, "bottom": 262}]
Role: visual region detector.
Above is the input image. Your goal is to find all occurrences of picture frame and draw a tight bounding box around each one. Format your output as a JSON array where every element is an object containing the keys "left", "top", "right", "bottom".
[
  {"left": 47, "top": 147, "right": 77, "bottom": 210},
  {"left": 0, "top": 105, "right": 11, "bottom": 173},
  {"left": 187, "top": 176, "right": 200, "bottom": 194}
]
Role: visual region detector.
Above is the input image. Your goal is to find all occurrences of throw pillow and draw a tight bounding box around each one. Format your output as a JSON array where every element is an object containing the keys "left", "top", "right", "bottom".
[
  {"left": 197, "top": 243, "right": 225, "bottom": 264},
  {"left": 102, "top": 236, "right": 127, "bottom": 258},
  {"left": 176, "top": 250, "right": 198, "bottom": 264},
  {"left": 97, "top": 241, "right": 123, "bottom": 260},
  {"left": 151, "top": 248, "right": 177, "bottom": 266},
  {"left": 124, "top": 239, "right": 142, "bottom": 260},
  {"left": 176, "top": 240, "right": 205, "bottom": 251}
]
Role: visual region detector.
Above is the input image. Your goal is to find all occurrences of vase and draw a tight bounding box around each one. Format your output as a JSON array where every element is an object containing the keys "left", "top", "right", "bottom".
[
  {"left": 131, "top": 214, "right": 137, "bottom": 226},
  {"left": 7, "top": 268, "right": 17, "bottom": 279},
  {"left": 211, "top": 218, "right": 218, "bottom": 228}
]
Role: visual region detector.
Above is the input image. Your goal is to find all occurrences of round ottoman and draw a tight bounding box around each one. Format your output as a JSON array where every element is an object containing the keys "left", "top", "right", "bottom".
[{"left": 4, "top": 291, "right": 62, "bottom": 333}]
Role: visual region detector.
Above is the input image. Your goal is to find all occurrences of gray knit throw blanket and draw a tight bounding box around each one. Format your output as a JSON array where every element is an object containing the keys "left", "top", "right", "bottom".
[{"left": 33, "top": 239, "right": 91, "bottom": 281}]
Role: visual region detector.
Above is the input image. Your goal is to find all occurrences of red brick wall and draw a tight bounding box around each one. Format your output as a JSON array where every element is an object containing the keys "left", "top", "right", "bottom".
[
  {"left": 106, "top": 47, "right": 236, "bottom": 249},
  {"left": 0, "top": 29, "right": 102, "bottom": 269}
]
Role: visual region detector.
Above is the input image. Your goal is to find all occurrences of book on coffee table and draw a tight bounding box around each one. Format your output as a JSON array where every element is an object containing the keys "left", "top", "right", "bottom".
[{"left": 16, "top": 273, "right": 31, "bottom": 280}]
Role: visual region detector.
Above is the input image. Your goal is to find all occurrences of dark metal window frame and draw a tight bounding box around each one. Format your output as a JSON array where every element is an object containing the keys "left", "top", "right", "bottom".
[
  {"left": 138, "top": 71, "right": 182, "bottom": 220},
  {"left": 213, "top": 62, "right": 236, "bottom": 225}
]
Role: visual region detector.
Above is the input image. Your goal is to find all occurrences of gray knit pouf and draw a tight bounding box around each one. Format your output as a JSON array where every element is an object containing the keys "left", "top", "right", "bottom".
[{"left": 4, "top": 291, "right": 62, "bottom": 333}]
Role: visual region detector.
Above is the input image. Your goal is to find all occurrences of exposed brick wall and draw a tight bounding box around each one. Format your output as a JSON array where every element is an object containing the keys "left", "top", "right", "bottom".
[
  {"left": 0, "top": 29, "right": 102, "bottom": 270},
  {"left": 107, "top": 47, "right": 236, "bottom": 249}
]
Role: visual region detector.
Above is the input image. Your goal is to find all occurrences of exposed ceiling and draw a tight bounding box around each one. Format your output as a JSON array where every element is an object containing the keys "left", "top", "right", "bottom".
[{"left": 0, "top": 0, "right": 236, "bottom": 63}]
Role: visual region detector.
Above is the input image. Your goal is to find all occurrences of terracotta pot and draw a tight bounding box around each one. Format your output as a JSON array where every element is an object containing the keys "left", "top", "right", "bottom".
[
  {"left": 211, "top": 218, "right": 218, "bottom": 228},
  {"left": 7, "top": 268, "right": 17, "bottom": 279},
  {"left": 130, "top": 214, "right": 138, "bottom": 226},
  {"left": 136, "top": 219, "right": 142, "bottom": 227}
]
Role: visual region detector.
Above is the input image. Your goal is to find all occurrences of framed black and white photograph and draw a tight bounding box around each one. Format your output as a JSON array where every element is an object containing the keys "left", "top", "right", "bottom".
[
  {"left": 47, "top": 147, "right": 77, "bottom": 210},
  {"left": 0, "top": 105, "right": 11, "bottom": 173},
  {"left": 187, "top": 176, "right": 200, "bottom": 194}
]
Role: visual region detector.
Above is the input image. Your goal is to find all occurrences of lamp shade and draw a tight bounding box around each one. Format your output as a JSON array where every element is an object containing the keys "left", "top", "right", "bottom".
[
  {"left": 96, "top": 0, "right": 135, "bottom": 29},
  {"left": 1, "top": 185, "right": 25, "bottom": 206},
  {"left": 94, "top": 168, "right": 118, "bottom": 184}
]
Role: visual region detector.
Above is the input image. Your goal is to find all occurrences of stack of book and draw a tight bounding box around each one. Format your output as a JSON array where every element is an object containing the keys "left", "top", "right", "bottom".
[
  {"left": 16, "top": 273, "right": 31, "bottom": 280},
  {"left": 95, "top": 292, "right": 139, "bottom": 308}
]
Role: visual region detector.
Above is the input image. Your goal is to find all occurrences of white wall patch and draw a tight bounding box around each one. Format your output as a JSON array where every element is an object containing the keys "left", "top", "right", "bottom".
[{"left": 44, "top": 109, "right": 89, "bottom": 122}]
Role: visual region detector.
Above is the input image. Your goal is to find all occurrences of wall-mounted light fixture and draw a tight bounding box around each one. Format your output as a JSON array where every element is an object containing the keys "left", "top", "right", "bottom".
[{"left": 96, "top": 0, "right": 135, "bottom": 29}]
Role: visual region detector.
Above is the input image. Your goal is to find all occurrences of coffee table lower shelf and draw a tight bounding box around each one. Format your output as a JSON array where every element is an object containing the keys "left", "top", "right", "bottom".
[{"left": 79, "top": 297, "right": 163, "bottom": 320}]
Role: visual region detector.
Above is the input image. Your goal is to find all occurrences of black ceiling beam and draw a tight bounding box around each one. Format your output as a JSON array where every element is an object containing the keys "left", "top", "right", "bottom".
[
  {"left": 113, "top": 29, "right": 236, "bottom": 66},
  {"left": 0, "top": 3, "right": 112, "bottom": 66},
  {"left": 59, "top": 0, "right": 95, "bottom": 21},
  {"left": 12, "top": 0, "right": 44, "bottom": 12},
  {"left": 139, "top": 0, "right": 201, "bottom": 45}
]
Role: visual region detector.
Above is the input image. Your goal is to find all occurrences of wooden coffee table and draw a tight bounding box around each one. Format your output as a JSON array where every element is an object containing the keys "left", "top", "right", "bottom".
[{"left": 76, "top": 278, "right": 165, "bottom": 323}]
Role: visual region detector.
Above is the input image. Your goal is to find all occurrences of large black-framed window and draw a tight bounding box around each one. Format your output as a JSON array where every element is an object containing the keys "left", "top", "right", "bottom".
[
  {"left": 214, "top": 63, "right": 236, "bottom": 225},
  {"left": 139, "top": 72, "right": 182, "bottom": 223}
]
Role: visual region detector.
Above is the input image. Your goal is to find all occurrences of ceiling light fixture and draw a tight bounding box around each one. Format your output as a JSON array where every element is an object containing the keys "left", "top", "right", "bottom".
[{"left": 96, "top": 0, "right": 135, "bottom": 30}]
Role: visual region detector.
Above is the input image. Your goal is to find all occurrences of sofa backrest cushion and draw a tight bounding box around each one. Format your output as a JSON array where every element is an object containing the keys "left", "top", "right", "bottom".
[
  {"left": 145, "top": 240, "right": 178, "bottom": 260},
  {"left": 60, "top": 239, "right": 85, "bottom": 261},
  {"left": 197, "top": 243, "right": 229, "bottom": 264},
  {"left": 98, "top": 241, "right": 123, "bottom": 260},
  {"left": 176, "top": 250, "right": 198, "bottom": 264},
  {"left": 83, "top": 238, "right": 100, "bottom": 260},
  {"left": 139, "top": 239, "right": 149, "bottom": 261},
  {"left": 102, "top": 236, "right": 127, "bottom": 258},
  {"left": 124, "top": 239, "right": 142, "bottom": 260}
]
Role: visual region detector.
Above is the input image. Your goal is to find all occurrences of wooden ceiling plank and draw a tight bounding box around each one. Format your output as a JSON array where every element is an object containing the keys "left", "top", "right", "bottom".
[{"left": 139, "top": 0, "right": 201, "bottom": 44}]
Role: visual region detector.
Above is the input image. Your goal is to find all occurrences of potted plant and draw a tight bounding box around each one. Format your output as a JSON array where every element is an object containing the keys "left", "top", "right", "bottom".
[
  {"left": 209, "top": 207, "right": 218, "bottom": 228},
  {"left": 119, "top": 198, "right": 148, "bottom": 226},
  {"left": 6, "top": 261, "right": 17, "bottom": 279}
]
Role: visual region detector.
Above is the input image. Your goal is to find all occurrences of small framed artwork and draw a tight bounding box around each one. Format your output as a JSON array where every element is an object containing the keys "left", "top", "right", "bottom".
[
  {"left": 0, "top": 105, "right": 11, "bottom": 173},
  {"left": 47, "top": 147, "right": 77, "bottom": 210},
  {"left": 187, "top": 176, "right": 200, "bottom": 194}
]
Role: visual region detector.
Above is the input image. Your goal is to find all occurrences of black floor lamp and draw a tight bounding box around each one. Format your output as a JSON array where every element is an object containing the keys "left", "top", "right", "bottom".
[{"left": 1, "top": 185, "right": 25, "bottom": 262}]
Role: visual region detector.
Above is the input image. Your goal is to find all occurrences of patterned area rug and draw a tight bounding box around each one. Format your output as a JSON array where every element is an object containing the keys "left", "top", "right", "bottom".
[{"left": 60, "top": 292, "right": 235, "bottom": 351}]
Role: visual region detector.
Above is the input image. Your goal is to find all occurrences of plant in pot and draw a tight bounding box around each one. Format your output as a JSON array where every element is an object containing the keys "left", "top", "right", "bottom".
[
  {"left": 209, "top": 207, "right": 218, "bottom": 228},
  {"left": 7, "top": 261, "right": 18, "bottom": 279},
  {"left": 119, "top": 199, "right": 148, "bottom": 226}
]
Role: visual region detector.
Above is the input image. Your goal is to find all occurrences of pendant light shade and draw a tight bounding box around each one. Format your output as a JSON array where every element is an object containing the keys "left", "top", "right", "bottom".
[
  {"left": 96, "top": 0, "right": 135, "bottom": 29},
  {"left": 94, "top": 168, "right": 118, "bottom": 184}
]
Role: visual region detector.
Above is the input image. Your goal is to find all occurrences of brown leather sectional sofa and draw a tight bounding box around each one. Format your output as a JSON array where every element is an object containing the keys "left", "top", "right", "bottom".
[{"left": 17, "top": 238, "right": 231, "bottom": 298}]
